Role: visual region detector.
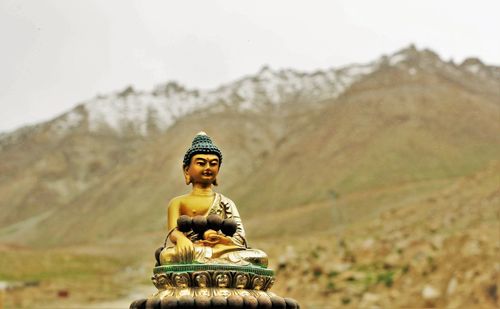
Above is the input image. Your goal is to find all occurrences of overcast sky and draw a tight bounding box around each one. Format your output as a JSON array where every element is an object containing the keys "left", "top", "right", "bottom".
[{"left": 1, "top": 0, "right": 499, "bottom": 133}]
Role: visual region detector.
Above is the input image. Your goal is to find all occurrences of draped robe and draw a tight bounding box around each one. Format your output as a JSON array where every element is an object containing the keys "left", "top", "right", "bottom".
[{"left": 160, "top": 193, "right": 268, "bottom": 267}]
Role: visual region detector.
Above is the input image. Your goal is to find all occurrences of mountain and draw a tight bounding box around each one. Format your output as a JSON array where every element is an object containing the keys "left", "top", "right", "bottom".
[
  {"left": 0, "top": 45, "right": 499, "bottom": 247},
  {"left": 1, "top": 45, "right": 499, "bottom": 308},
  {"left": 0, "top": 58, "right": 374, "bottom": 142},
  {"left": 0, "top": 55, "right": 375, "bottom": 236}
]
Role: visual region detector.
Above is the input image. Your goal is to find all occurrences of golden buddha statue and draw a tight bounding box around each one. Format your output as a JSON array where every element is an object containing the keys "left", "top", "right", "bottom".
[
  {"left": 130, "top": 132, "right": 300, "bottom": 308},
  {"left": 158, "top": 132, "right": 268, "bottom": 267}
]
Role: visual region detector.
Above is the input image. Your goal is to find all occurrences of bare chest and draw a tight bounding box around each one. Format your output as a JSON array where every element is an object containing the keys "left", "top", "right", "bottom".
[{"left": 179, "top": 197, "right": 213, "bottom": 216}]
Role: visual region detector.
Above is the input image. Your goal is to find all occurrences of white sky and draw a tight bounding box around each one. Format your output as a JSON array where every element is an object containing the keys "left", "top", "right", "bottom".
[{"left": 1, "top": 0, "right": 499, "bottom": 133}]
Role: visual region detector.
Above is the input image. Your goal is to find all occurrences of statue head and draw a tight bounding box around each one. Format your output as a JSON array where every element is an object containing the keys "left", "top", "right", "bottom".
[
  {"left": 215, "top": 273, "right": 230, "bottom": 288},
  {"left": 183, "top": 132, "right": 223, "bottom": 186},
  {"left": 173, "top": 273, "right": 190, "bottom": 288},
  {"left": 235, "top": 274, "right": 249, "bottom": 289},
  {"left": 194, "top": 273, "right": 209, "bottom": 288}
]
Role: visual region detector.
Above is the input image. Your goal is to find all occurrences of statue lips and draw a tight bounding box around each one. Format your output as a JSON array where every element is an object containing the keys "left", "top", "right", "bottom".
[{"left": 200, "top": 171, "right": 215, "bottom": 182}]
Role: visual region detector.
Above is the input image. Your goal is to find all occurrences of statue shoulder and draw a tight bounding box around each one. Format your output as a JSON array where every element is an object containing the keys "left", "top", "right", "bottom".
[
  {"left": 167, "top": 194, "right": 188, "bottom": 209},
  {"left": 219, "top": 194, "right": 236, "bottom": 207},
  {"left": 218, "top": 194, "right": 242, "bottom": 217}
]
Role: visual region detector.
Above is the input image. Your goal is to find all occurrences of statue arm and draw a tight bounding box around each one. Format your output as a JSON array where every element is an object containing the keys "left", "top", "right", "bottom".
[{"left": 167, "top": 198, "right": 194, "bottom": 261}]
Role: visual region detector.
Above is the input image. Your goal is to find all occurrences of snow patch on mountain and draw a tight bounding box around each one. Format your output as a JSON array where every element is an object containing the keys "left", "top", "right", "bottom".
[
  {"left": 4, "top": 45, "right": 498, "bottom": 144},
  {"left": 389, "top": 53, "right": 408, "bottom": 66},
  {"left": 85, "top": 94, "right": 173, "bottom": 135},
  {"left": 52, "top": 109, "right": 84, "bottom": 132},
  {"left": 53, "top": 61, "right": 377, "bottom": 136}
]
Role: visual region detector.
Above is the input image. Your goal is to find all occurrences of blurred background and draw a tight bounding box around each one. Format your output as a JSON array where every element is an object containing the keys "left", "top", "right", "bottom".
[{"left": 0, "top": 1, "right": 499, "bottom": 308}]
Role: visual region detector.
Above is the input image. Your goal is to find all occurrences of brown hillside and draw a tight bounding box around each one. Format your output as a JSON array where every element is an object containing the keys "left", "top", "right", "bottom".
[
  {"left": 2, "top": 48, "right": 498, "bottom": 248},
  {"left": 1, "top": 46, "right": 499, "bottom": 308}
]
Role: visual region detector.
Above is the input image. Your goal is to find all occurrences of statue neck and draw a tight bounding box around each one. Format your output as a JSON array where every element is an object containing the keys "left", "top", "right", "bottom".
[{"left": 190, "top": 183, "right": 214, "bottom": 196}]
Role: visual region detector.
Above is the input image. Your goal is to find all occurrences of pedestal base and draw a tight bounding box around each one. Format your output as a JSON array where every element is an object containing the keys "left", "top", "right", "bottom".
[
  {"left": 130, "top": 292, "right": 300, "bottom": 308},
  {"left": 130, "top": 263, "right": 299, "bottom": 308}
]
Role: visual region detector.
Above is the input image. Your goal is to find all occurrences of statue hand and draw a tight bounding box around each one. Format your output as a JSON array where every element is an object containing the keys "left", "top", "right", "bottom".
[
  {"left": 175, "top": 237, "right": 194, "bottom": 262},
  {"left": 200, "top": 229, "right": 233, "bottom": 246},
  {"left": 203, "top": 229, "right": 219, "bottom": 241}
]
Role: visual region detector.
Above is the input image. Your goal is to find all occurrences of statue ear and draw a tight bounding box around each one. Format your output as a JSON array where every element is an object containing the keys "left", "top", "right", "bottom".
[{"left": 183, "top": 166, "right": 191, "bottom": 185}]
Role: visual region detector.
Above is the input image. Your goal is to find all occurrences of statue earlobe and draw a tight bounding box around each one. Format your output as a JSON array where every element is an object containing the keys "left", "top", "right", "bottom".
[{"left": 183, "top": 166, "right": 191, "bottom": 185}]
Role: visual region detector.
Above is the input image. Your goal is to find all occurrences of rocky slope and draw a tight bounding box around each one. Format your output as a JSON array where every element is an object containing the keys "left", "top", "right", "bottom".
[{"left": 267, "top": 161, "right": 500, "bottom": 308}]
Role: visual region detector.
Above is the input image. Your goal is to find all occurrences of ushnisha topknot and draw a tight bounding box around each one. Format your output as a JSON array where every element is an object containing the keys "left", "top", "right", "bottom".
[{"left": 183, "top": 132, "right": 223, "bottom": 168}]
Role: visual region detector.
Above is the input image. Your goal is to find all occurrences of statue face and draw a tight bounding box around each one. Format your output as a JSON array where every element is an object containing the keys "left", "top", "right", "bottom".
[
  {"left": 174, "top": 274, "right": 189, "bottom": 288},
  {"left": 195, "top": 274, "right": 209, "bottom": 288},
  {"left": 252, "top": 276, "right": 265, "bottom": 290},
  {"left": 216, "top": 274, "right": 230, "bottom": 288},
  {"left": 185, "top": 154, "right": 220, "bottom": 185},
  {"left": 235, "top": 274, "right": 249, "bottom": 289}
]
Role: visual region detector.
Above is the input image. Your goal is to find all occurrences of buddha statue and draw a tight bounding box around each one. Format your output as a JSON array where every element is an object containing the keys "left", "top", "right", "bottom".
[
  {"left": 158, "top": 132, "right": 268, "bottom": 267},
  {"left": 130, "top": 132, "right": 300, "bottom": 308}
]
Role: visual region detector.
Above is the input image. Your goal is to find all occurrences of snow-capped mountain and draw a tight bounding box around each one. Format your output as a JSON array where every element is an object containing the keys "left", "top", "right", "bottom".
[
  {"left": 0, "top": 61, "right": 377, "bottom": 146},
  {"left": 54, "top": 63, "right": 375, "bottom": 137},
  {"left": 1, "top": 44, "right": 499, "bottom": 247},
  {"left": 1, "top": 45, "right": 498, "bottom": 146}
]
